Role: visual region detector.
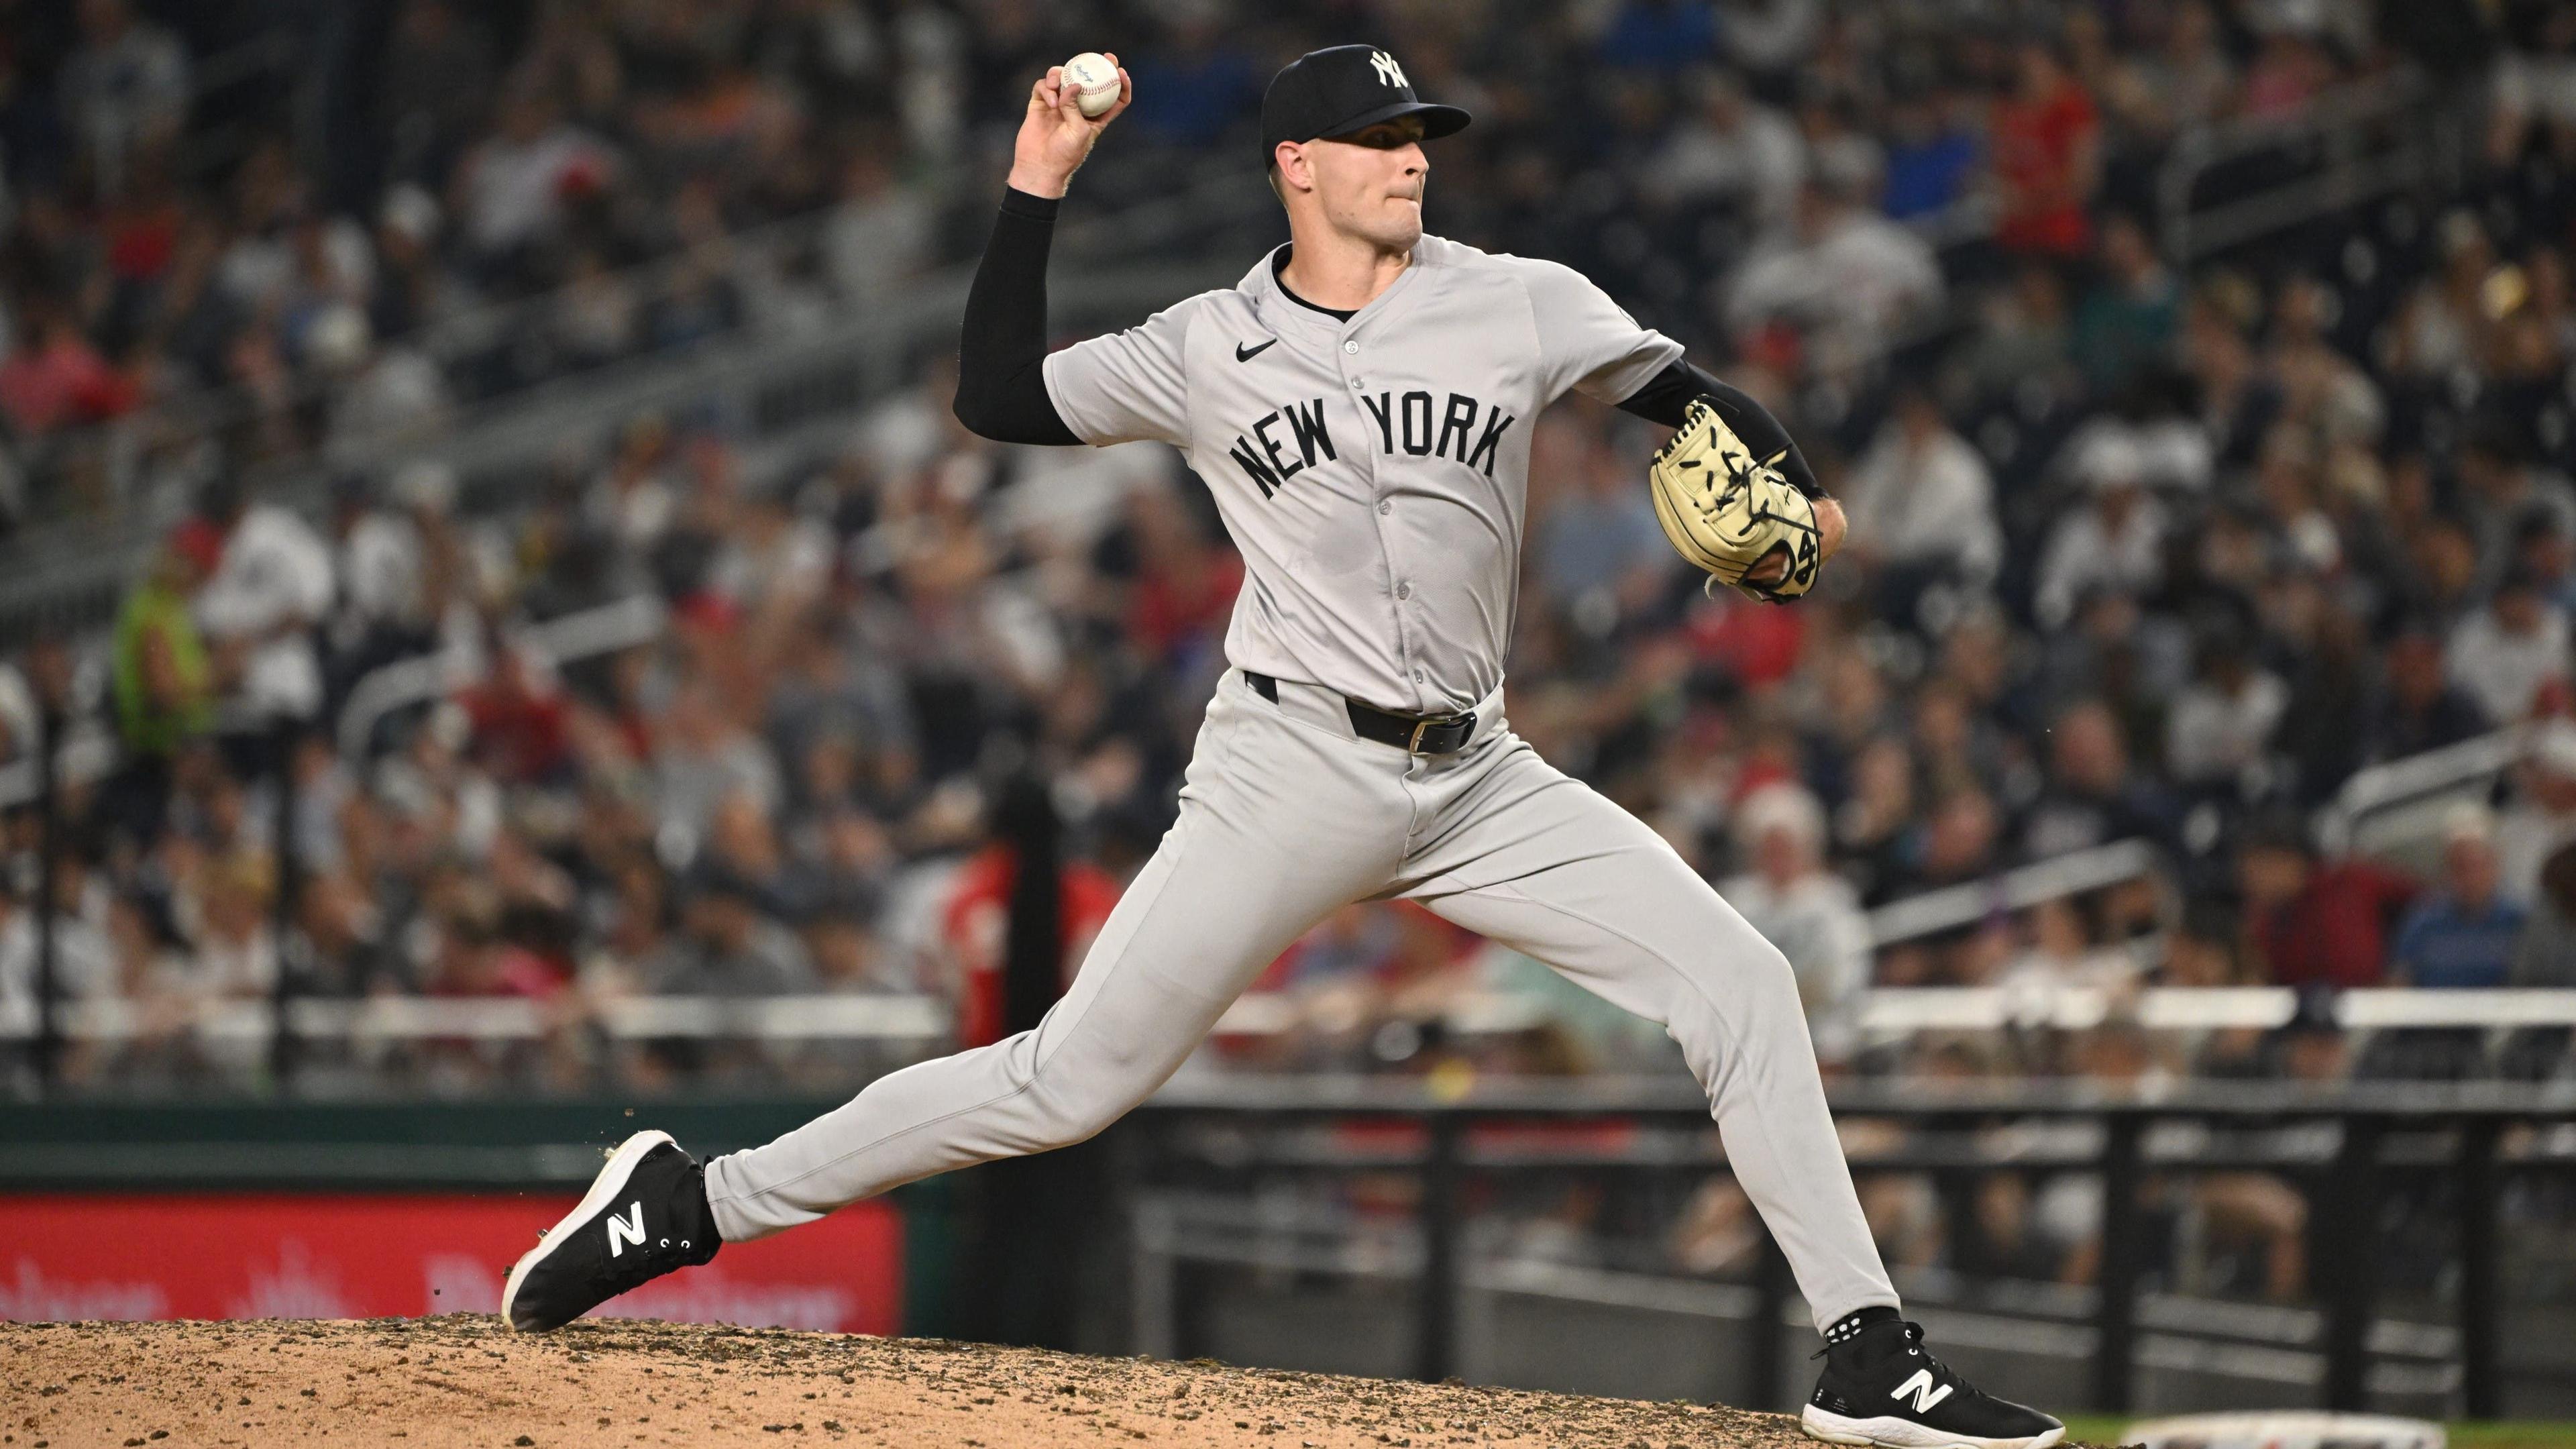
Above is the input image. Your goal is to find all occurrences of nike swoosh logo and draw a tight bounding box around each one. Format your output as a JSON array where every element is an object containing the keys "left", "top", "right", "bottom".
[{"left": 1235, "top": 338, "right": 1278, "bottom": 362}]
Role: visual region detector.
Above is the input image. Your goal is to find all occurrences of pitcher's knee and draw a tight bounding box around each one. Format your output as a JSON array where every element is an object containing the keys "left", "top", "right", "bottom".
[
  {"left": 1666, "top": 930, "right": 1805, "bottom": 1050},
  {"left": 1011, "top": 1071, "right": 1133, "bottom": 1152}
]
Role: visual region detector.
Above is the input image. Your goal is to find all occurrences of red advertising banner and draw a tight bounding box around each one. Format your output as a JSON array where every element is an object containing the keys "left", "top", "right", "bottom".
[{"left": 0, "top": 1194, "right": 901, "bottom": 1333}]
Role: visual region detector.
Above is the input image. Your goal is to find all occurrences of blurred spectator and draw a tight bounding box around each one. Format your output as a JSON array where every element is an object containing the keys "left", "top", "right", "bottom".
[
  {"left": 1839, "top": 386, "right": 2003, "bottom": 595},
  {"left": 1720, "top": 783, "right": 1868, "bottom": 1067},
  {"left": 2020, "top": 698, "right": 2178, "bottom": 860},
  {"left": 2456, "top": 419, "right": 2576, "bottom": 591},
  {"left": 941, "top": 779, "right": 1120, "bottom": 1049},
  {"left": 2389, "top": 805, "right": 2526, "bottom": 988},
  {"left": 2361, "top": 623, "right": 2492, "bottom": 766},
  {"left": 0, "top": 301, "right": 140, "bottom": 435},
  {"left": 1596, "top": 0, "right": 1719, "bottom": 72},
  {"left": 1646, "top": 70, "right": 1805, "bottom": 229},
  {"left": 2238, "top": 814, "right": 2416, "bottom": 989},
  {"left": 2489, "top": 3, "right": 2576, "bottom": 166},
  {"left": 1536, "top": 428, "right": 1672, "bottom": 617},
  {"left": 1727, "top": 180, "right": 1943, "bottom": 372},
  {"left": 2445, "top": 568, "right": 2570, "bottom": 727},
  {"left": 2494, "top": 720, "right": 2576, "bottom": 902},
  {"left": 2163, "top": 631, "right": 2288, "bottom": 790},
  {"left": 56, "top": 0, "right": 189, "bottom": 193},
  {"left": 2034, "top": 433, "right": 2168, "bottom": 629},
  {"left": 451, "top": 84, "right": 616, "bottom": 272},
  {"left": 1878, "top": 87, "right": 1978, "bottom": 222},
  {"left": 647, "top": 870, "right": 813, "bottom": 998},
  {"left": 103, "top": 521, "right": 221, "bottom": 846},
  {"left": 2513, "top": 840, "right": 2576, "bottom": 986},
  {"left": 193, "top": 479, "right": 335, "bottom": 734},
  {"left": 2265, "top": 987, "right": 2353, "bottom": 1082},
  {"left": 2073, "top": 214, "right": 2181, "bottom": 393},
  {"left": 1989, "top": 38, "right": 2100, "bottom": 258},
  {"left": 822, "top": 150, "right": 934, "bottom": 307}
]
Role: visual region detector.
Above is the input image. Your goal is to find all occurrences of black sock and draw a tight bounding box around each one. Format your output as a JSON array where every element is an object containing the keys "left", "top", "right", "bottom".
[
  {"left": 674, "top": 1164, "right": 723, "bottom": 1262},
  {"left": 1822, "top": 1305, "right": 1901, "bottom": 1352}
]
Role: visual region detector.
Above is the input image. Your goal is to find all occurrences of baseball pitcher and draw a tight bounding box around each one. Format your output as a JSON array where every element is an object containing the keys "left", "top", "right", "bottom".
[{"left": 501, "top": 46, "right": 2062, "bottom": 1449}]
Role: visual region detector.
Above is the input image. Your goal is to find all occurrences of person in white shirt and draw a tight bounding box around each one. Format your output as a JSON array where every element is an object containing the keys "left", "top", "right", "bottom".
[
  {"left": 2447, "top": 568, "right": 2572, "bottom": 727},
  {"left": 2496, "top": 719, "right": 2576, "bottom": 904},
  {"left": 1727, "top": 181, "right": 1943, "bottom": 375},
  {"left": 195, "top": 482, "right": 336, "bottom": 730},
  {"left": 1720, "top": 782, "right": 1872, "bottom": 1068},
  {"left": 1645, "top": 70, "right": 1807, "bottom": 229},
  {"left": 1842, "top": 386, "right": 2004, "bottom": 589},
  {"left": 2164, "top": 631, "right": 2290, "bottom": 788},
  {"left": 2033, "top": 432, "right": 2168, "bottom": 629}
]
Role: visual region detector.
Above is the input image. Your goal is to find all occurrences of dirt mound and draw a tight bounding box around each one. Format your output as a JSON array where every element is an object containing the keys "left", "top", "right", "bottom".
[{"left": 6, "top": 1314, "right": 1821, "bottom": 1448}]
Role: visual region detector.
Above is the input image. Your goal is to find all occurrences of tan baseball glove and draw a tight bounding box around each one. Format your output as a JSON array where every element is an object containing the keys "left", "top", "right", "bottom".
[{"left": 1648, "top": 396, "right": 1823, "bottom": 602}]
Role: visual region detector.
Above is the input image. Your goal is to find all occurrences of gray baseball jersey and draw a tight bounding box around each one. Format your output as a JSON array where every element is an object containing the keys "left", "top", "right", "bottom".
[
  {"left": 1042, "top": 236, "right": 1682, "bottom": 714},
  {"left": 702, "top": 233, "right": 1898, "bottom": 1336}
]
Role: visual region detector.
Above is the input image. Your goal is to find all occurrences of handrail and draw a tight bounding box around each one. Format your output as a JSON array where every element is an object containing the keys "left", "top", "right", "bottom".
[
  {"left": 9, "top": 986, "right": 2563, "bottom": 1045},
  {"left": 334, "top": 592, "right": 667, "bottom": 759},
  {"left": 1864, "top": 838, "right": 2161, "bottom": 948},
  {"left": 2319, "top": 726, "right": 2528, "bottom": 857},
  {"left": 2155, "top": 69, "right": 2445, "bottom": 263},
  {"left": 0, "top": 991, "right": 951, "bottom": 1043}
]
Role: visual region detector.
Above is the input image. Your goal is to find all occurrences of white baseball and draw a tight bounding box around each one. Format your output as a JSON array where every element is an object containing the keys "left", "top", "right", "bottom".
[{"left": 1063, "top": 52, "right": 1121, "bottom": 119}]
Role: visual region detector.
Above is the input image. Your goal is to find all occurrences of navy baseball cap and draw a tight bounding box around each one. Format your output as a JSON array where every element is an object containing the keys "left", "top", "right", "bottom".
[{"left": 1260, "top": 46, "right": 1470, "bottom": 164}]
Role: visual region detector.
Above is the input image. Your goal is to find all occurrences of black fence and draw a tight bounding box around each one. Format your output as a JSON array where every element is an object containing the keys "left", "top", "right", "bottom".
[{"left": 1128, "top": 1076, "right": 2576, "bottom": 1417}]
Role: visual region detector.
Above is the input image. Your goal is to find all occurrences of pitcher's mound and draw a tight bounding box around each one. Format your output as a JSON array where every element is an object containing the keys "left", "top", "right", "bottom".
[{"left": 5, "top": 1313, "right": 1819, "bottom": 1448}]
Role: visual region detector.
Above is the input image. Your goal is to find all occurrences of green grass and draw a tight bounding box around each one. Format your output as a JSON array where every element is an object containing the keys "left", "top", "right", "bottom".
[{"left": 2060, "top": 1419, "right": 2576, "bottom": 1449}]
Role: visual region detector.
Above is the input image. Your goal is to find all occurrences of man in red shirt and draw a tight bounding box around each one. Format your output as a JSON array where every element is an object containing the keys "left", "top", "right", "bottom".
[
  {"left": 2237, "top": 814, "right": 2418, "bottom": 989},
  {"left": 1990, "top": 40, "right": 2101, "bottom": 260},
  {"left": 941, "top": 784, "right": 1122, "bottom": 1048}
]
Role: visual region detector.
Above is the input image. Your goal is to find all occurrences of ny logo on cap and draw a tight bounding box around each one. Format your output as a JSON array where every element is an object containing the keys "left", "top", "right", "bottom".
[{"left": 1370, "top": 50, "right": 1407, "bottom": 88}]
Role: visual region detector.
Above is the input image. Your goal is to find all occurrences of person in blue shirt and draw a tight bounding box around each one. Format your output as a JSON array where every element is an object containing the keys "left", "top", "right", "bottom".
[{"left": 2390, "top": 806, "right": 2528, "bottom": 988}]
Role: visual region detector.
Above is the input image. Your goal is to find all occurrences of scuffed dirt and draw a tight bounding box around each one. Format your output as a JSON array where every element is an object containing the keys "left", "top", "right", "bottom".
[{"left": 2, "top": 1314, "right": 1821, "bottom": 1448}]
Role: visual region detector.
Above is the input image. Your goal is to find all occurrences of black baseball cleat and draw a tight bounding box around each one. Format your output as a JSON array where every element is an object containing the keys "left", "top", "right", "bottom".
[
  {"left": 502, "top": 1130, "right": 722, "bottom": 1332},
  {"left": 1802, "top": 1317, "right": 2063, "bottom": 1449}
]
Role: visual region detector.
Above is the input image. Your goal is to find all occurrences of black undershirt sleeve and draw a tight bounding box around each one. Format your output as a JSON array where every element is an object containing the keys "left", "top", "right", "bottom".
[
  {"left": 1617, "top": 359, "right": 1827, "bottom": 499},
  {"left": 952, "top": 186, "right": 1082, "bottom": 446}
]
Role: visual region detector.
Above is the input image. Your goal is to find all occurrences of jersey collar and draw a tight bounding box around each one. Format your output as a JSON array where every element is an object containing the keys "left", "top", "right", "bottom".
[{"left": 1241, "top": 237, "right": 1435, "bottom": 342}]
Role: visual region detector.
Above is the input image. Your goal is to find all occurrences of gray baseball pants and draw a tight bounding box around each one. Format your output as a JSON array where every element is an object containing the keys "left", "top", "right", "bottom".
[{"left": 702, "top": 669, "right": 1898, "bottom": 1330}]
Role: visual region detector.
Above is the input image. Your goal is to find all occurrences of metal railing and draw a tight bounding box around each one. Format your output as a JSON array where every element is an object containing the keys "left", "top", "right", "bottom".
[
  {"left": 1128, "top": 1077, "right": 2576, "bottom": 1417},
  {"left": 2156, "top": 69, "right": 2467, "bottom": 264},
  {"left": 0, "top": 992, "right": 949, "bottom": 1045},
  {"left": 13, "top": 983, "right": 2562, "bottom": 1067},
  {"left": 1864, "top": 838, "right": 2162, "bottom": 949},
  {"left": 333, "top": 592, "right": 667, "bottom": 759},
  {"left": 2319, "top": 726, "right": 2528, "bottom": 861}
]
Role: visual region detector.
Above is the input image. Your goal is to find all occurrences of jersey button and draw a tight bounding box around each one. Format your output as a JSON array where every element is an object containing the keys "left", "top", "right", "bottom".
[
  {"left": 1413, "top": 669, "right": 1426, "bottom": 683},
  {"left": 1396, "top": 582, "right": 1412, "bottom": 600},
  {"left": 1378, "top": 500, "right": 1392, "bottom": 515},
  {"left": 1342, "top": 339, "right": 1360, "bottom": 354},
  {"left": 1350, "top": 378, "right": 1365, "bottom": 390}
]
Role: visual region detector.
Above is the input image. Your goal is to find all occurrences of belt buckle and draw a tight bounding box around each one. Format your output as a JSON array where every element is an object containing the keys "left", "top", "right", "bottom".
[{"left": 1407, "top": 711, "right": 1473, "bottom": 754}]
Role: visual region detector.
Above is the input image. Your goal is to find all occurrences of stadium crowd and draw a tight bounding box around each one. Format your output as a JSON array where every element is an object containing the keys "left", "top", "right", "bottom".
[{"left": 0, "top": 0, "right": 2572, "bottom": 1106}]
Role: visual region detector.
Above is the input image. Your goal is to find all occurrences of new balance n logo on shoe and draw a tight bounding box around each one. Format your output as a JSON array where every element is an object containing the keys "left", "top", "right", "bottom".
[
  {"left": 1892, "top": 1368, "right": 1955, "bottom": 1414},
  {"left": 606, "top": 1201, "right": 647, "bottom": 1257}
]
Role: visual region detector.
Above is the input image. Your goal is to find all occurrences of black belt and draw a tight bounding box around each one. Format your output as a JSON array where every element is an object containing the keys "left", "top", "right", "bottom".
[{"left": 1244, "top": 671, "right": 1477, "bottom": 755}]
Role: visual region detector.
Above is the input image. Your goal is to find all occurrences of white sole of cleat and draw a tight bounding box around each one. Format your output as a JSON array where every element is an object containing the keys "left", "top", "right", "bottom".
[
  {"left": 1801, "top": 1406, "right": 2065, "bottom": 1449},
  {"left": 500, "top": 1128, "right": 675, "bottom": 1332}
]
